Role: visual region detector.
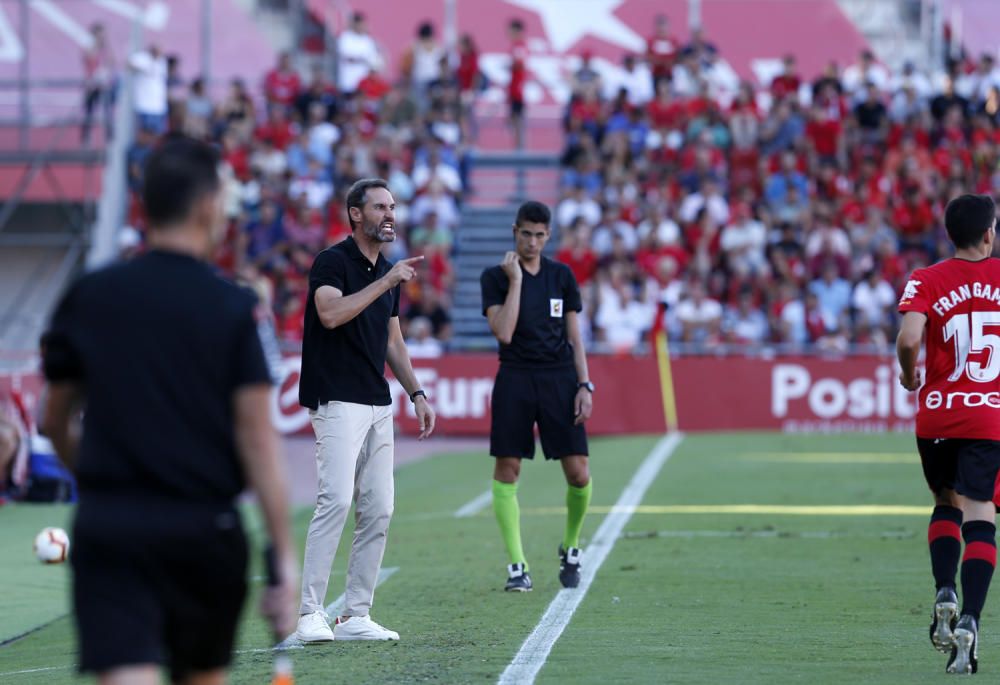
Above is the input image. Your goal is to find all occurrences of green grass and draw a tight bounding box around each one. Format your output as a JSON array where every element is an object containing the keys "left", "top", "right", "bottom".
[{"left": 0, "top": 432, "right": 981, "bottom": 683}]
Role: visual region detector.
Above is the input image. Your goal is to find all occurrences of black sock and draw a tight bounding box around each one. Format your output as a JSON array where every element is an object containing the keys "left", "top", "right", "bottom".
[
  {"left": 929, "top": 505, "right": 963, "bottom": 591},
  {"left": 961, "top": 520, "right": 997, "bottom": 621}
]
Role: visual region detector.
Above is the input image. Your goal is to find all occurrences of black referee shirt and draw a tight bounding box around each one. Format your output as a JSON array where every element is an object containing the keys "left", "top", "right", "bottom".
[
  {"left": 481, "top": 257, "right": 582, "bottom": 368},
  {"left": 299, "top": 235, "right": 400, "bottom": 409},
  {"left": 42, "top": 250, "right": 272, "bottom": 506}
]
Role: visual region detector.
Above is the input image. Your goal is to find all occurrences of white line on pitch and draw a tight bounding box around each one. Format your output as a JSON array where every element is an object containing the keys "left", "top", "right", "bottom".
[
  {"left": 266, "top": 566, "right": 400, "bottom": 651},
  {"left": 0, "top": 665, "right": 71, "bottom": 677},
  {"left": 497, "top": 432, "right": 685, "bottom": 685},
  {"left": 454, "top": 489, "right": 492, "bottom": 518}
]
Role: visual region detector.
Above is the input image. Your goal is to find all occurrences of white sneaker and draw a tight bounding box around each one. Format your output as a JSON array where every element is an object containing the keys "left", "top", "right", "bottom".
[
  {"left": 296, "top": 611, "right": 334, "bottom": 643},
  {"left": 333, "top": 615, "right": 400, "bottom": 641}
]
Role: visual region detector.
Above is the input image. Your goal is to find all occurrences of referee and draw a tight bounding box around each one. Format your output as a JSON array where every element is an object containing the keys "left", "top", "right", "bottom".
[
  {"left": 480, "top": 200, "right": 594, "bottom": 591},
  {"left": 295, "top": 178, "right": 436, "bottom": 643},
  {"left": 39, "top": 137, "right": 297, "bottom": 684}
]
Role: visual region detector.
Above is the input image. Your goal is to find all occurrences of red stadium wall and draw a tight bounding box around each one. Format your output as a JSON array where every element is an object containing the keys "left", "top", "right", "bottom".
[
  {"left": 0, "top": 354, "right": 914, "bottom": 436},
  {"left": 272, "top": 353, "right": 667, "bottom": 437}
]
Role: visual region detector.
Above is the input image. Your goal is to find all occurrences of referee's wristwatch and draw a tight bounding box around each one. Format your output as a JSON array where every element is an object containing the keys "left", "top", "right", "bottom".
[
  {"left": 409, "top": 389, "right": 427, "bottom": 403},
  {"left": 577, "top": 381, "right": 595, "bottom": 393}
]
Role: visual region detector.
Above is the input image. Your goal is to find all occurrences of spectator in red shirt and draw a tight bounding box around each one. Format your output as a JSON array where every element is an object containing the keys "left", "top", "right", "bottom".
[
  {"left": 263, "top": 51, "right": 301, "bottom": 107},
  {"left": 254, "top": 104, "right": 297, "bottom": 151},
  {"left": 893, "top": 188, "right": 936, "bottom": 256},
  {"left": 770, "top": 54, "right": 801, "bottom": 103},
  {"left": 646, "top": 14, "right": 679, "bottom": 91},
  {"left": 507, "top": 18, "right": 527, "bottom": 148},
  {"left": 556, "top": 217, "right": 599, "bottom": 285}
]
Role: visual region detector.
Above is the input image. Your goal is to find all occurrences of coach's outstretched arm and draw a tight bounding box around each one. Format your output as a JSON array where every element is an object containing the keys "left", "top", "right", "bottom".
[
  {"left": 485, "top": 252, "right": 523, "bottom": 344},
  {"left": 315, "top": 256, "right": 423, "bottom": 329},
  {"left": 234, "top": 384, "right": 298, "bottom": 638},
  {"left": 896, "top": 311, "right": 927, "bottom": 391}
]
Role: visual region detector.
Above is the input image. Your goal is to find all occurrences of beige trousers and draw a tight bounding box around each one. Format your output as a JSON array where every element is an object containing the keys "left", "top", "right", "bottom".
[{"left": 299, "top": 401, "right": 395, "bottom": 617}]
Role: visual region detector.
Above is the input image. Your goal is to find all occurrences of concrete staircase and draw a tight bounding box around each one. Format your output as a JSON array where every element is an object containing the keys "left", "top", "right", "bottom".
[
  {"left": 836, "top": 0, "right": 930, "bottom": 70},
  {"left": 449, "top": 150, "right": 562, "bottom": 350}
]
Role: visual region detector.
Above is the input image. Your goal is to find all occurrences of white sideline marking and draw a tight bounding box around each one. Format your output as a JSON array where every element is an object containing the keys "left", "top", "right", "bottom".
[
  {"left": 0, "top": 666, "right": 71, "bottom": 677},
  {"left": 454, "top": 489, "right": 492, "bottom": 518},
  {"left": 266, "top": 566, "right": 399, "bottom": 651},
  {"left": 497, "top": 433, "right": 684, "bottom": 685}
]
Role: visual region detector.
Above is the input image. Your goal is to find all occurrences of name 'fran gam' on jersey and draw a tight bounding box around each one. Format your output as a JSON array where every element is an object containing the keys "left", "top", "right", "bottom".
[{"left": 931, "top": 282, "right": 1000, "bottom": 316}]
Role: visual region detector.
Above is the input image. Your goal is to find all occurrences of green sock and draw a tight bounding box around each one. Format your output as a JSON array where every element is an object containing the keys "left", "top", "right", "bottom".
[
  {"left": 492, "top": 480, "right": 527, "bottom": 569},
  {"left": 564, "top": 480, "right": 593, "bottom": 549}
]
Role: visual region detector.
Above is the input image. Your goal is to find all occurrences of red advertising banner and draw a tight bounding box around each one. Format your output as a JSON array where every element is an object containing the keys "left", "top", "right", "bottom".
[
  {"left": 273, "top": 353, "right": 666, "bottom": 437},
  {"left": 670, "top": 355, "right": 916, "bottom": 434},
  {"left": 1, "top": 354, "right": 917, "bottom": 436}
]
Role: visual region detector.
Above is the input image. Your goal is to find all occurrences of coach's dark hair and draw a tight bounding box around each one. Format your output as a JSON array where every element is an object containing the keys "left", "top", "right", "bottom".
[
  {"left": 945, "top": 194, "right": 996, "bottom": 249},
  {"left": 514, "top": 200, "right": 551, "bottom": 227},
  {"left": 346, "top": 178, "right": 389, "bottom": 231},
  {"left": 142, "top": 136, "right": 220, "bottom": 229}
]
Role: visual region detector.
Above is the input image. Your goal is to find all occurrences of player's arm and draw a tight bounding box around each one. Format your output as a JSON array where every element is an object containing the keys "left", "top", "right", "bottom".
[
  {"left": 896, "top": 311, "right": 927, "bottom": 391},
  {"left": 485, "top": 252, "right": 522, "bottom": 344},
  {"left": 233, "top": 384, "right": 298, "bottom": 638},
  {"left": 315, "top": 256, "right": 423, "bottom": 329},
  {"left": 38, "top": 382, "right": 84, "bottom": 470},
  {"left": 567, "top": 310, "right": 593, "bottom": 425},
  {"left": 386, "top": 316, "right": 436, "bottom": 439}
]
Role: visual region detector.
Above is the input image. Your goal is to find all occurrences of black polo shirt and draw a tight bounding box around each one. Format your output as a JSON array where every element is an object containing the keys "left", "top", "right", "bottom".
[
  {"left": 41, "top": 250, "right": 271, "bottom": 508},
  {"left": 481, "top": 256, "right": 582, "bottom": 368},
  {"left": 299, "top": 236, "right": 400, "bottom": 409}
]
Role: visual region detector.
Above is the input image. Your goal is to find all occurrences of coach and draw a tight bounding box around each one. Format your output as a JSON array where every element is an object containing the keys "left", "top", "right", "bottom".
[{"left": 296, "top": 178, "right": 436, "bottom": 643}]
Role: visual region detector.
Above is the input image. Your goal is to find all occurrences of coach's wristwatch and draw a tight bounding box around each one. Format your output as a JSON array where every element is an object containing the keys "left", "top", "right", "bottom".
[
  {"left": 410, "top": 389, "right": 427, "bottom": 403},
  {"left": 577, "top": 381, "right": 595, "bottom": 393}
]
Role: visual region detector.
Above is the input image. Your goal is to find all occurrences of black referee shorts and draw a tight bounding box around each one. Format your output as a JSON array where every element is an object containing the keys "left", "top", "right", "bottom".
[
  {"left": 71, "top": 497, "right": 248, "bottom": 681},
  {"left": 490, "top": 365, "right": 588, "bottom": 460},
  {"left": 917, "top": 437, "right": 1000, "bottom": 505}
]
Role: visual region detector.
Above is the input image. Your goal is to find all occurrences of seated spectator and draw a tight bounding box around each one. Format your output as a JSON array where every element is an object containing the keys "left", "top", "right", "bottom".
[
  {"left": 637, "top": 202, "right": 681, "bottom": 245},
  {"left": 765, "top": 152, "right": 809, "bottom": 210},
  {"left": 295, "top": 63, "right": 338, "bottom": 122},
  {"left": 852, "top": 82, "right": 889, "bottom": 147},
  {"left": 405, "top": 317, "right": 444, "bottom": 358},
  {"left": 720, "top": 202, "right": 768, "bottom": 276},
  {"left": 723, "top": 289, "right": 769, "bottom": 344},
  {"left": 411, "top": 144, "right": 462, "bottom": 195},
  {"left": 183, "top": 78, "right": 213, "bottom": 139},
  {"left": 403, "top": 288, "right": 452, "bottom": 342},
  {"left": 770, "top": 54, "right": 801, "bottom": 103},
  {"left": 289, "top": 159, "right": 333, "bottom": 211},
  {"left": 678, "top": 178, "right": 729, "bottom": 226},
  {"left": 409, "top": 210, "right": 454, "bottom": 253},
  {"left": 557, "top": 183, "right": 602, "bottom": 229},
  {"left": 263, "top": 51, "right": 301, "bottom": 107},
  {"left": 842, "top": 49, "right": 890, "bottom": 101},
  {"left": 674, "top": 281, "right": 722, "bottom": 344},
  {"left": 410, "top": 180, "right": 459, "bottom": 230},
  {"left": 809, "top": 260, "right": 852, "bottom": 330},
  {"left": 556, "top": 217, "right": 599, "bottom": 285},
  {"left": 219, "top": 77, "right": 256, "bottom": 143},
  {"left": 592, "top": 204, "right": 639, "bottom": 256},
  {"left": 852, "top": 269, "right": 896, "bottom": 330},
  {"left": 594, "top": 263, "right": 656, "bottom": 351}
]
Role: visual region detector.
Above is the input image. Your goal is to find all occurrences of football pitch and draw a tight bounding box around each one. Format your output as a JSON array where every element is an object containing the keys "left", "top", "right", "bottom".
[{"left": 0, "top": 431, "right": 987, "bottom": 683}]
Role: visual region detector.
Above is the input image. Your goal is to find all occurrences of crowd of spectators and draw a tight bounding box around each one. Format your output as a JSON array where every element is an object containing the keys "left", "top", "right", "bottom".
[
  {"left": 120, "top": 12, "right": 480, "bottom": 352},
  {"left": 111, "top": 9, "right": 1000, "bottom": 355},
  {"left": 556, "top": 13, "right": 1000, "bottom": 353}
]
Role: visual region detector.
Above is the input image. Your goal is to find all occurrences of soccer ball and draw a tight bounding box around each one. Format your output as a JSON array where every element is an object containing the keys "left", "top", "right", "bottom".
[{"left": 34, "top": 527, "right": 70, "bottom": 564}]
